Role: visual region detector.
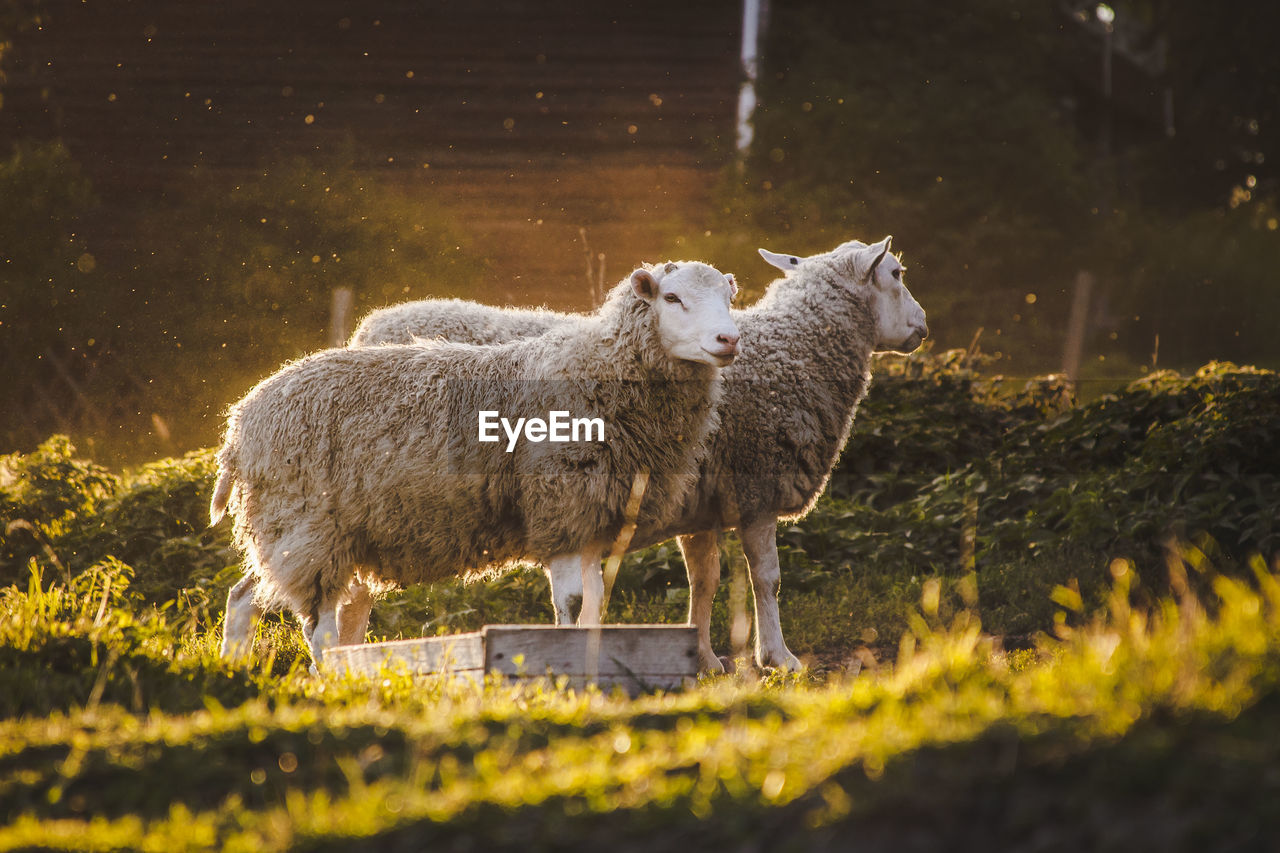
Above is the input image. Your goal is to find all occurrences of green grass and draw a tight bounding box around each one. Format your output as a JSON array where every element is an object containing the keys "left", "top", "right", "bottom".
[{"left": 2, "top": 555, "right": 1279, "bottom": 849}]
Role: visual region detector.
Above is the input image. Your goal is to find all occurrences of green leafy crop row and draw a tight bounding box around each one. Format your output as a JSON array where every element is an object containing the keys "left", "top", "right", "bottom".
[{"left": 3, "top": 356, "right": 1277, "bottom": 662}]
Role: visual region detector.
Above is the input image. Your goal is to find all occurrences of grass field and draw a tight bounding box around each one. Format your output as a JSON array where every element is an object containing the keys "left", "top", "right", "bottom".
[{"left": 2, "top": 353, "right": 1278, "bottom": 850}]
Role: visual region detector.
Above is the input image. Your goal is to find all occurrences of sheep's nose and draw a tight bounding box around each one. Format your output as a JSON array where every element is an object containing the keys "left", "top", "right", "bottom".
[
  {"left": 717, "top": 331, "right": 740, "bottom": 349},
  {"left": 917, "top": 323, "right": 929, "bottom": 340}
]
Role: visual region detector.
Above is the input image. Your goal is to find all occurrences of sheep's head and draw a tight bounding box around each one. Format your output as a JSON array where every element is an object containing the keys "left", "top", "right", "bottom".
[
  {"left": 759, "top": 236, "right": 928, "bottom": 354},
  {"left": 631, "top": 261, "right": 740, "bottom": 366}
]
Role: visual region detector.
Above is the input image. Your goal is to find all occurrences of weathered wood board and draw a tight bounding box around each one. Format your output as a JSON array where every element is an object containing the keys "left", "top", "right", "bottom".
[
  {"left": 482, "top": 625, "right": 698, "bottom": 693},
  {"left": 323, "top": 633, "right": 485, "bottom": 679},
  {"left": 324, "top": 625, "right": 698, "bottom": 694}
]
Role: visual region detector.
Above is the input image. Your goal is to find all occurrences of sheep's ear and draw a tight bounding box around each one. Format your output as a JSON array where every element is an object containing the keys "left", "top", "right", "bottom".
[
  {"left": 725, "top": 273, "right": 739, "bottom": 300},
  {"left": 862, "top": 236, "right": 893, "bottom": 282},
  {"left": 758, "top": 248, "right": 803, "bottom": 273},
  {"left": 631, "top": 268, "right": 659, "bottom": 302}
]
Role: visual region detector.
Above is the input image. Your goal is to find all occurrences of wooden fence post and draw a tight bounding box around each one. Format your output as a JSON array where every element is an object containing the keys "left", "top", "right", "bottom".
[
  {"left": 1062, "top": 271, "right": 1094, "bottom": 386},
  {"left": 329, "top": 287, "right": 354, "bottom": 347}
]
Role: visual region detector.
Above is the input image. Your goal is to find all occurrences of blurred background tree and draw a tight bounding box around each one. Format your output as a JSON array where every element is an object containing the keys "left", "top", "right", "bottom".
[
  {"left": 1, "top": 141, "right": 481, "bottom": 460},
  {"left": 683, "top": 0, "right": 1279, "bottom": 370},
  {"left": 1, "top": 0, "right": 1276, "bottom": 464}
]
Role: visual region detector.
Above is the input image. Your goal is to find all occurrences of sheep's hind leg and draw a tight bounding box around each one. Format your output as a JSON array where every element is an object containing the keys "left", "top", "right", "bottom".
[
  {"left": 220, "top": 575, "right": 264, "bottom": 660},
  {"left": 301, "top": 600, "right": 342, "bottom": 674},
  {"left": 676, "top": 531, "right": 726, "bottom": 673},
  {"left": 546, "top": 554, "right": 585, "bottom": 625},
  {"left": 336, "top": 579, "right": 374, "bottom": 645},
  {"left": 740, "top": 516, "right": 804, "bottom": 672}
]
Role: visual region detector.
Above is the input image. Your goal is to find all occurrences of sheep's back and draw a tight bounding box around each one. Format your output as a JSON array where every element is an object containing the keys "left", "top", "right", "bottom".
[
  {"left": 351, "top": 299, "right": 566, "bottom": 347},
  {"left": 223, "top": 311, "right": 720, "bottom": 585},
  {"left": 222, "top": 345, "right": 540, "bottom": 583}
]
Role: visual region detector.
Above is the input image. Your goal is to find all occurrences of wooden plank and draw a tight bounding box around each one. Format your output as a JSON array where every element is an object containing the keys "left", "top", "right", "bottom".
[
  {"left": 483, "top": 625, "right": 698, "bottom": 694},
  {"left": 324, "top": 625, "right": 698, "bottom": 695},
  {"left": 324, "top": 632, "right": 485, "bottom": 678}
]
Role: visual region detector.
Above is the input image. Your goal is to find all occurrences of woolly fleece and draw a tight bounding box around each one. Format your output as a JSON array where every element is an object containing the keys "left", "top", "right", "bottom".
[{"left": 213, "top": 264, "right": 731, "bottom": 622}]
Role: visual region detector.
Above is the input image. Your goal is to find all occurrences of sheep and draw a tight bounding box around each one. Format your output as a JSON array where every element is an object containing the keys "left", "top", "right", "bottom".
[
  {"left": 220, "top": 301, "right": 624, "bottom": 659},
  {"left": 211, "top": 261, "right": 740, "bottom": 665},
  {"left": 350, "top": 298, "right": 567, "bottom": 347},
  {"left": 310, "top": 236, "right": 926, "bottom": 673},
  {"left": 661, "top": 236, "right": 926, "bottom": 671},
  {"left": 222, "top": 281, "right": 742, "bottom": 657}
]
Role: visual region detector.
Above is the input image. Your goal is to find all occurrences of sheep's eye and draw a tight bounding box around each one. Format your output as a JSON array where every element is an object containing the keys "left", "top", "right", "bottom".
[
  {"left": 891, "top": 268, "right": 902, "bottom": 281},
  {"left": 663, "top": 293, "right": 682, "bottom": 305}
]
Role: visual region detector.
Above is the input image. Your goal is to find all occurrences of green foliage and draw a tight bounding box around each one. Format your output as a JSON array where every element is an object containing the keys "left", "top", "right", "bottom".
[
  {"left": 370, "top": 568, "right": 555, "bottom": 640},
  {"left": 170, "top": 147, "right": 484, "bottom": 332},
  {"left": 1, "top": 146, "right": 489, "bottom": 465},
  {"left": 804, "top": 355, "right": 1278, "bottom": 575},
  {"left": 678, "top": 0, "right": 1280, "bottom": 371},
  {"left": 6, "top": 357, "right": 1276, "bottom": 665},
  {"left": 73, "top": 449, "right": 236, "bottom": 605},
  {"left": 0, "top": 560, "right": 307, "bottom": 719},
  {"left": 0, "top": 438, "right": 237, "bottom": 604},
  {"left": 3, "top": 553, "right": 1280, "bottom": 848},
  {"left": 0, "top": 435, "right": 118, "bottom": 585}
]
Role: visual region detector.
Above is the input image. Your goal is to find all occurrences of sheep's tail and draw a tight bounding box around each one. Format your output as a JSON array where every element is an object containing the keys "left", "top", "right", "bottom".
[{"left": 209, "top": 468, "right": 234, "bottom": 527}]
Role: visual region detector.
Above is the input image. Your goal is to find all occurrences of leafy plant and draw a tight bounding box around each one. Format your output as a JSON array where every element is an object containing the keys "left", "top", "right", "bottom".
[
  {"left": 2, "top": 357, "right": 1276, "bottom": 669},
  {"left": 0, "top": 435, "right": 117, "bottom": 586}
]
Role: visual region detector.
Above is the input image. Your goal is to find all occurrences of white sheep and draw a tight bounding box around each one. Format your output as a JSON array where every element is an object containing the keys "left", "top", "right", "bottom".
[
  {"left": 317, "top": 237, "right": 926, "bottom": 672},
  {"left": 668, "top": 236, "right": 926, "bottom": 671},
  {"left": 211, "top": 261, "right": 740, "bottom": 665},
  {"left": 221, "top": 238, "right": 926, "bottom": 671},
  {"left": 350, "top": 298, "right": 566, "bottom": 347}
]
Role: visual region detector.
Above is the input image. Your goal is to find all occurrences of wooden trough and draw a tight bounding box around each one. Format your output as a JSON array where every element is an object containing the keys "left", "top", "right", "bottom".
[{"left": 323, "top": 624, "right": 699, "bottom": 695}]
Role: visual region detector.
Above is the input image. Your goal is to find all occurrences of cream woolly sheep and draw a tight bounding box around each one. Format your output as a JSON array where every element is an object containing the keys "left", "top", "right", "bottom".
[
  {"left": 221, "top": 281, "right": 743, "bottom": 656},
  {"left": 211, "top": 261, "right": 739, "bottom": 665},
  {"left": 665, "top": 236, "right": 926, "bottom": 671},
  {"left": 349, "top": 298, "right": 566, "bottom": 347},
  {"left": 311, "top": 237, "right": 925, "bottom": 672}
]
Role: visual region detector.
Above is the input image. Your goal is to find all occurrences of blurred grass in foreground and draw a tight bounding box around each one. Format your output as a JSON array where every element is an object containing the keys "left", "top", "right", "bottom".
[{"left": 1, "top": 550, "right": 1278, "bottom": 849}]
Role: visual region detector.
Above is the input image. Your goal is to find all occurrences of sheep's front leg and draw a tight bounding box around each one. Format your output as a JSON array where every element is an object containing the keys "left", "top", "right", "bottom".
[
  {"left": 220, "top": 575, "right": 263, "bottom": 660},
  {"left": 740, "top": 517, "right": 803, "bottom": 671},
  {"left": 336, "top": 579, "right": 374, "bottom": 646},
  {"left": 676, "top": 531, "right": 726, "bottom": 673},
  {"left": 546, "top": 554, "right": 585, "bottom": 625}
]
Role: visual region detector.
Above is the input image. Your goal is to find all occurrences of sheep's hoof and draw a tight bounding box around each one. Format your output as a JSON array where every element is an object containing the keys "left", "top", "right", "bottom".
[{"left": 758, "top": 651, "right": 804, "bottom": 673}]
